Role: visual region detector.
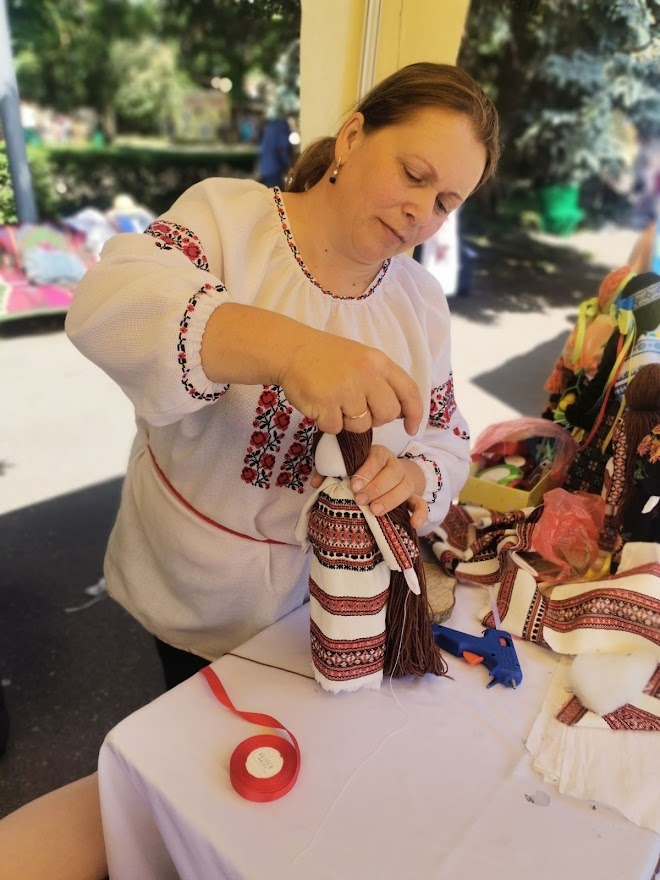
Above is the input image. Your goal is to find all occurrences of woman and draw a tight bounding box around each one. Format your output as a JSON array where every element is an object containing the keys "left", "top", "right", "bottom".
[
  {"left": 2, "top": 62, "right": 499, "bottom": 880},
  {"left": 65, "top": 62, "right": 500, "bottom": 690}
]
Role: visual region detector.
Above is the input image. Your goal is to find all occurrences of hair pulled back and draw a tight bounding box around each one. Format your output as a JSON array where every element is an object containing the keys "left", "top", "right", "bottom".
[{"left": 288, "top": 62, "right": 500, "bottom": 194}]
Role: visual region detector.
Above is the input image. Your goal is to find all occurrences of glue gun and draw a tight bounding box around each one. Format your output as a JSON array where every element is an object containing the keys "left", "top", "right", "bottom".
[{"left": 431, "top": 624, "right": 522, "bottom": 689}]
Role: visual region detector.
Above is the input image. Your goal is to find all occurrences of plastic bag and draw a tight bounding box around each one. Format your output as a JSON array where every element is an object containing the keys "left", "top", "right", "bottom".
[
  {"left": 532, "top": 488, "right": 606, "bottom": 583},
  {"left": 470, "top": 417, "right": 578, "bottom": 487}
]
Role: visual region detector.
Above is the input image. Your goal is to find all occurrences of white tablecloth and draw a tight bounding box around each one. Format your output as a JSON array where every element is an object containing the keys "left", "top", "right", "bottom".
[{"left": 98, "top": 585, "right": 660, "bottom": 880}]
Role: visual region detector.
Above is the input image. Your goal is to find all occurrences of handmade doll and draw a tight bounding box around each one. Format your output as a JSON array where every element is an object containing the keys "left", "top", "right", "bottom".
[
  {"left": 557, "top": 272, "right": 660, "bottom": 495},
  {"left": 600, "top": 364, "right": 660, "bottom": 557},
  {"left": 296, "top": 431, "right": 445, "bottom": 693},
  {"left": 544, "top": 264, "right": 632, "bottom": 408}
]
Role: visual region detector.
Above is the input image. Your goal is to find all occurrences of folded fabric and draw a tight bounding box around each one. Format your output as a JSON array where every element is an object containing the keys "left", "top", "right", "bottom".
[
  {"left": 430, "top": 510, "right": 659, "bottom": 657},
  {"left": 526, "top": 656, "right": 660, "bottom": 834},
  {"left": 561, "top": 653, "right": 660, "bottom": 729},
  {"left": 430, "top": 502, "right": 541, "bottom": 587},
  {"left": 430, "top": 507, "right": 660, "bottom": 722},
  {"left": 482, "top": 541, "right": 660, "bottom": 662}
]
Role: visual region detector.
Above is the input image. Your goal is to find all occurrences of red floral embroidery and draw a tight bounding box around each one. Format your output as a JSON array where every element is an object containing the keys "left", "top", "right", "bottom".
[
  {"left": 177, "top": 284, "right": 229, "bottom": 401},
  {"left": 403, "top": 452, "right": 442, "bottom": 504},
  {"left": 145, "top": 220, "right": 225, "bottom": 400},
  {"left": 429, "top": 373, "right": 457, "bottom": 429},
  {"left": 242, "top": 385, "right": 294, "bottom": 488},
  {"left": 278, "top": 416, "right": 317, "bottom": 493},
  {"left": 272, "top": 188, "right": 390, "bottom": 300},
  {"left": 145, "top": 220, "right": 209, "bottom": 270}
]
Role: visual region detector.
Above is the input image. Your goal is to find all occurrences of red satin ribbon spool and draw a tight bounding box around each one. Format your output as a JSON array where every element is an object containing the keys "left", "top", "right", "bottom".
[{"left": 201, "top": 666, "right": 301, "bottom": 802}]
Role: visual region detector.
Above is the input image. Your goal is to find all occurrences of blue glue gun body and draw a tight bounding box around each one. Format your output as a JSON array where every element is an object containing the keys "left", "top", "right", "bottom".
[{"left": 431, "top": 624, "right": 523, "bottom": 689}]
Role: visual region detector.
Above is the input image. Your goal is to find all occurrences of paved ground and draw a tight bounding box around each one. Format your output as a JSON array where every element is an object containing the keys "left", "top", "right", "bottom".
[{"left": 0, "top": 223, "right": 638, "bottom": 817}]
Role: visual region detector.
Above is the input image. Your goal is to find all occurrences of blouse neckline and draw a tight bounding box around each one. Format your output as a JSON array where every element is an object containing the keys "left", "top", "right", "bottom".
[{"left": 271, "top": 187, "right": 390, "bottom": 301}]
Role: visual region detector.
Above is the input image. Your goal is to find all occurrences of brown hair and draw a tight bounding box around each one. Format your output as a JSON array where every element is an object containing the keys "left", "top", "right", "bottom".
[
  {"left": 618, "top": 363, "right": 660, "bottom": 516},
  {"left": 288, "top": 62, "right": 500, "bottom": 194},
  {"left": 336, "top": 429, "right": 446, "bottom": 678}
]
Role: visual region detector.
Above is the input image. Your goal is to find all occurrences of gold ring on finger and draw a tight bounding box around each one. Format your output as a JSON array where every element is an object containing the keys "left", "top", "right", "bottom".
[{"left": 343, "top": 408, "right": 370, "bottom": 421}]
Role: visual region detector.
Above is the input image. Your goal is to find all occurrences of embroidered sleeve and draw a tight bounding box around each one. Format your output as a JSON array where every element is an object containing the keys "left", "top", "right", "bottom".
[
  {"left": 392, "top": 264, "right": 472, "bottom": 535},
  {"left": 402, "top": 373, "right": 471, "bottom": 535},
  {"left": 66, "top": 181, "right": 236, "bottom": 425}
]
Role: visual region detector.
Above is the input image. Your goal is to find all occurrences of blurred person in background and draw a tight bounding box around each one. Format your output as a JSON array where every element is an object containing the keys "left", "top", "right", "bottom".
[{"left": 258, "top": 109, "right": 293, "bottom": 189}]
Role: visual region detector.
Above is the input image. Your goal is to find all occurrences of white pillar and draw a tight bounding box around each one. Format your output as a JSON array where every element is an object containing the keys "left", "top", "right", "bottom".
[
  {"left": 299, "top": 0, "right": 470, "bottom": 147},
  {"left": 0, "top": 0, "right": 37, "bottom": 223}
]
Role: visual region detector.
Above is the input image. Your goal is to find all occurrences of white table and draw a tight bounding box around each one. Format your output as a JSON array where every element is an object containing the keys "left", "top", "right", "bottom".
[{"left": 98, "top": 586, "right": 660, "bottom": 880}]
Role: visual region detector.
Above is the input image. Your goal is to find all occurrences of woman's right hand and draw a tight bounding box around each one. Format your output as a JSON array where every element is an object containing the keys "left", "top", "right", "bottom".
[{"left": 278, "top": 326, "right": 423, "bottom": 436}]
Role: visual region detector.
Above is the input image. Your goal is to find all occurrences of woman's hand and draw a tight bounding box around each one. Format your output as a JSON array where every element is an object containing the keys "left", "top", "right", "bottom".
[
  {"left": 279, "top": 327, "right": 423, "bottom": 436},
  {"left": 202, "top": 305, "right": 422, "bottom": 436},
  {"left": 311, "top": 445, "right": 429, "bottom": 531}
]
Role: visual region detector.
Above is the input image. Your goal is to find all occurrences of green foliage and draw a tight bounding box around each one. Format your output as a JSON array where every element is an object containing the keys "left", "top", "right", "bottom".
[
  {"left": 26, "top": 146, "right": 60, "bottom": 219},
  {"left": 110, "top": 38, "right": 182, "bottom": 134},
  {"left": 0, "top": 146, "right": 58, "bottom": 225},
  {"left": 460, "top": 0, "right": 660, "bottom": 200},
  {"left": 1, "top": 142, "right": 257, "bottom": 223},
  {"left": 158, "top": 0, "right": 301, "bottom": 106},
  {"left": 0, "top": 150, "right": 18, "bottom": 225},
  {"left": 7, "top": 0, "right": 301, "bottom": 130},
  {"left": 7, "top": 0, "right": 162, "bottom": 115},
  {"left": 41, "top": 143, "right": 258, "bottom": 217}
]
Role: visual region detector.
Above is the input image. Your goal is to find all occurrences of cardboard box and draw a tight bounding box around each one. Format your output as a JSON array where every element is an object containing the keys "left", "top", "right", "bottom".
[{"left": 458, "top": 462, "right": 552, "bottom": 513}]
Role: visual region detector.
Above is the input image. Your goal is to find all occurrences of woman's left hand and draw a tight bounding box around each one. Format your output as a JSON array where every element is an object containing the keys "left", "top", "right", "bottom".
[{"left": 311, "top": 444, "right": 429, "bottom": 531}]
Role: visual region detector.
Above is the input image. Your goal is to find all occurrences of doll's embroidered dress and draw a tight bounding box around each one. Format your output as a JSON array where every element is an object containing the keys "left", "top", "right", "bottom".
[{"left": 296, "top": 434, "right": 421, "bottom": 692}]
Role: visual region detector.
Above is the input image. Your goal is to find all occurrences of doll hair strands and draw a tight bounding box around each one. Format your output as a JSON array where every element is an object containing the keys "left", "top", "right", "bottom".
[{"left": 335, "top": 429, "right": 447, "bottom": 678}]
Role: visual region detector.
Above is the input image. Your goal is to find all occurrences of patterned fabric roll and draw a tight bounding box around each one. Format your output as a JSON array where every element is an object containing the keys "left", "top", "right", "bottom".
[
  {"left": 295, "top": 434, "right": 420, "bottom": 693},
  {"left": 430, "top": 511, "right": 660, "bottom": 729}
]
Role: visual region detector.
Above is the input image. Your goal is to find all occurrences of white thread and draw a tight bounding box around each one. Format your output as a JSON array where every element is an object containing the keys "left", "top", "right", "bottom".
[
  {"left": 488, "top": 584, "right": 502, "bottom": 630},
  {"left": 293, "top": 594, "right": 410, "bottom": 867}
]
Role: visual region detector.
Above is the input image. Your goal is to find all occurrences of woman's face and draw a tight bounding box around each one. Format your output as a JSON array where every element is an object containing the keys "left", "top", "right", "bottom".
[{"left": 333, "top": 106, "right": 487, "bottom": 266}]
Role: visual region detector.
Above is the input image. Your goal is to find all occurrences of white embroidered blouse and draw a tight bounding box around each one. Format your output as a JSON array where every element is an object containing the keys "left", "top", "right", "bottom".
[{"left": 65, "top": 178, "right": 470, "bottom": 659}]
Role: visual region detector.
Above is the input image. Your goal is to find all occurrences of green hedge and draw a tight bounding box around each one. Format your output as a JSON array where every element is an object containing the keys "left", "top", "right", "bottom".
[
  {"left": 1, "top": 142, "right": 259, "bottom": 223},
  {"left": 0, "top": 145, "right": 59, "bottom": 224}
]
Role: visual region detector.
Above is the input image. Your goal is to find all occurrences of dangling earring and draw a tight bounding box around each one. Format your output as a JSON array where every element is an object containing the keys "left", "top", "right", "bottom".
[{"left": 329, "top": 157, "right": 342, "bottom": 184}]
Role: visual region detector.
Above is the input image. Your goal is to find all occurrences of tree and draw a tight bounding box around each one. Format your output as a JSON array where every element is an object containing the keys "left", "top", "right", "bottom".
[
  {"left": 8, "top": 0, "right": 301, "bottom": 136},
  {"left": 459, "top": 0, "right": 660, "bottom": 220},
  {"left": 110, "top": 37, "right": 182, "bottom": 135},
  {"left": 8, "top": 0, "right": 162, "bottom": 137},
  {"left": 160, "top": 0, "right": 301, "bottom": 108}
]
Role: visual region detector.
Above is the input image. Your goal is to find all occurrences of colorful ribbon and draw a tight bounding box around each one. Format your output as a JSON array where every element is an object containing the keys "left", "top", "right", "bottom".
[{"left": 201, "top": 666, "right": 301, "bottom": 802}]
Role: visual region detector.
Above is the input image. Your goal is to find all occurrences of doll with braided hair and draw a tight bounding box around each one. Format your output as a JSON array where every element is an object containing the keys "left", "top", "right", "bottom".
[
  {"left": 296, "top": 430, "right": 446, "bottom": 692},
  {"left": 600, "top": 363, "right": 660, "bottom": 559}
]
